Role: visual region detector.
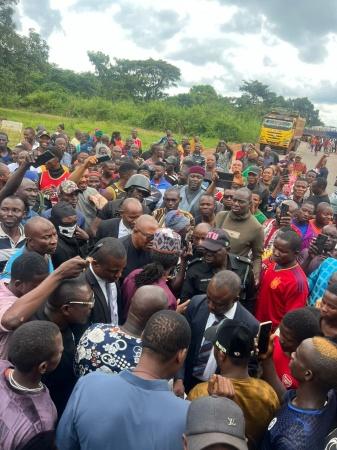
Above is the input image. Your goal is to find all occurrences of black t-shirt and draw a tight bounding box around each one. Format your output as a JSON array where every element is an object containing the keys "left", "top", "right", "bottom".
[
  {"left": 120, "top": 235, "right": 153, "bottom": 279},
  {"left": 32, "top": 309, "right": 78, "bottom": 417},
  {"left": 306, "top": 193, "right": 331, "bottom": 211}
]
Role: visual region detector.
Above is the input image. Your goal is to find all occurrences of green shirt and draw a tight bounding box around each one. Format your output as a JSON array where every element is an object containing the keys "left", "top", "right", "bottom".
[{"left": 254, "top": 209, "right": 267, "bottom": 224}]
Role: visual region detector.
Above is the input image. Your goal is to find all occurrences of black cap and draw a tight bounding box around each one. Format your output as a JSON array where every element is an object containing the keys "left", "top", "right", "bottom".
[
  {"left": 201, "top": 229, "right": 231, "bottom": 252},
  {"left": 204, "top": 319, "right": 255, "bottom": 359}
]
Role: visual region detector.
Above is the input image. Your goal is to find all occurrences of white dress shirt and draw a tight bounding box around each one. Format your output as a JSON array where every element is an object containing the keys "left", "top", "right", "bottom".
[
  {"left": 118, "top": 220, "right": 131, "bottom": 238},
  {"left": 90, "top": 264, "right": 118, "bottom": 325},
  {"left": 199, "top": 302, "right": 238, "bottom": 381}
]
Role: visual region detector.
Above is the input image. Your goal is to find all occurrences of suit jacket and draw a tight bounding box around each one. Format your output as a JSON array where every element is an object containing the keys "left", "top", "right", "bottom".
[
  {"left": 96, "top": 218, "right": 121, "bottom": 240},
  {"left": 84, "top": 267, "right": 124, "bottom": 325},
  {"left": 178, "top": 295, "right": 259, "bottom": 392}
]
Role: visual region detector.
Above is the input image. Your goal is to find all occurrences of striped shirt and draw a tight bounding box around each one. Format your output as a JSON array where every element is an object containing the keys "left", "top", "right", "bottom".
[{"left": 0, "top": 224, "right": 26, "bottom": 273}]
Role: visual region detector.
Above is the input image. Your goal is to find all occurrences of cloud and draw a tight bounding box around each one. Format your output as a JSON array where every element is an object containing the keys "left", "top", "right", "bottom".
[
  {"left": 219, "top": 0, "right": 337, "bottom": 63},
  {"left": 71, "top": 0, "right": 114, "bottom": 12},
  {"left": 168, "top": 38, "right": 237, "bottom": 66},
  {"left": 222, "top": 10, "right": 263, "bottom": 34},
  {"left": 21, "top": 0, "right": 62, "bottom": 38},
  {"left": 114, "top": 5, "right": 184, "bottom": 51}
]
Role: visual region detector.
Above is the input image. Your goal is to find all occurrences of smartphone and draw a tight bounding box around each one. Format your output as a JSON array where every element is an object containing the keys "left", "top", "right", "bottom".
[
  {"left": 282, "top": 167, "right": 289, "bottom": 176},
  {"left": 216, "top": 172, "right": 234, "bottom": 189},
  {"left": 280, "top": 203, "right": 289, "bottom": 217},
  {"left": 315, "top": 234, "right": 328, "bottom": 254},
  {"left": 257, "top": 321, "right": 273, "bottom": 355},
  {"left": 96, "top": 155, "right": 111, "bottom": 163},
  {"left": 31, "top": 149, "right": 55, "bottom": 168}
]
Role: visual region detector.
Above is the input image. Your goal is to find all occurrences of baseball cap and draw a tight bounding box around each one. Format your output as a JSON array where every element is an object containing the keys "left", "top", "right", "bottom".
[
  {"left": 165, "top": 156, "right": 178, "bottom": 165},
  {"left": 58, "top": 180, "right": 81, "bottom": 195},
  {"left": 247, "top": 166, "right": 260, "bottom": 176},
  {"left": 37, "top": 130, "right": 51, "bottom": 139},
  {"left": 185, "top": 396, "right": 248, "bottom": 450},
  {"left": 204, "top": 318, "right": 255, "bottom": 359},
  {"left": 201, "top": 229, "right": 230, "bottom": 252}
]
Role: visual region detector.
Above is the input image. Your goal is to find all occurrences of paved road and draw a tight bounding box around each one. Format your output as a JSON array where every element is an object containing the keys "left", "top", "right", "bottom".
[{"left": 296, "top": 142, "right": 336, "bottom": 193}]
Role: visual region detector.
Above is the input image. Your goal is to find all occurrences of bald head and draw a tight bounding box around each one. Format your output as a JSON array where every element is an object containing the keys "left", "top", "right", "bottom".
[
  {"left": 24, "top": 217, "right": 58, "bottom": 255},
  {"left": 317, "top": 202, "right": 333, "bottom": 214},
  {"left": 210, "top": 270, "right": 241, "bottom": 297},
  {"left": 194, "top": 222, "right": 212, "bottom": 235},
  {"left": 134, "top": 214, "right": 158, "bottom": 229},
  {"left": 121, "top": 198, "right": 143, "bottom": 213},
  {"left": 127, "top": 286, "right": 168, "bottom": 329}
]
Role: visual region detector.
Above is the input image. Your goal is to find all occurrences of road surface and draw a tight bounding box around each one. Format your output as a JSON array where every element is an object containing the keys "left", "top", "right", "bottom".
[{"left": 295, "top": 142, "right": 336, "bottom": 193}]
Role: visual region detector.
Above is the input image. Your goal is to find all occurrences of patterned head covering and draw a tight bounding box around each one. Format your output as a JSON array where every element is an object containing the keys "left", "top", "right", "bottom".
[
  {"left": 165, "top": 210, "right": 191, "bottom": 232},
  {"left": 152, "top": 228, "right": 182, "bottom": 254}
]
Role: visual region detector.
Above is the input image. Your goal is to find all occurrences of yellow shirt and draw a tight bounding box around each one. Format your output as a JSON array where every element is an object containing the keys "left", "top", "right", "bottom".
[{"left": 188, "top": 377, "right": 280, "bottom": 448}]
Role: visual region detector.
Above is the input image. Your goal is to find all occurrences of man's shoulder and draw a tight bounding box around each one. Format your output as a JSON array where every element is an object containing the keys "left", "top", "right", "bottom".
[
  {"left": 229, "top": 253, "right": 252, "bottom": 268},
  {"left": 235, "top": 302, "right": 259, "bottom": 327},
  {"left": 186, "top": 260, "right": 211, "bottom": 274}
]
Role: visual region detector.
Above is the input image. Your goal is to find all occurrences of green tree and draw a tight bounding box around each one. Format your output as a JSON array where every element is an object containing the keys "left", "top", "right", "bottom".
[
  {"left": 239, "top": 80, "right": 274, "bottom": 105},
  {"left": 286, "top": 97, "right": 323, "bottom": 126},
  {"left": 88, "top": 52, "right": 181, "bottom": 101}
]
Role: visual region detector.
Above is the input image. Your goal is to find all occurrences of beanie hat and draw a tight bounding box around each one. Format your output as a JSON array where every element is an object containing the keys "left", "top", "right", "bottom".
[{"left": 188, "top": 166, "right": 206, "bottom": 177}]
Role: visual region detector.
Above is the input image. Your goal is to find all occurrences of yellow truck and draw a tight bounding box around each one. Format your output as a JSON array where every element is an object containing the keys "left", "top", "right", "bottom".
[{"left": 259, "top": 110, "right": 306, "bottom": 154}]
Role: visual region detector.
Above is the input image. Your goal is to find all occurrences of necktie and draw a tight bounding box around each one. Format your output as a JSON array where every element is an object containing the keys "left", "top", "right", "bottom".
[
  {"left": 105, "top": 282, "right": 118, "bottom": 325},
  {"left": 192, "top": 317, "right": 221, "bottom": 379}
]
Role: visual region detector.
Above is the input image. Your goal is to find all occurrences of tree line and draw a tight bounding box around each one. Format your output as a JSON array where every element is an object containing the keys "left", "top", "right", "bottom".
[{"left": 0, "top": 0, "right": 322, "bottom": 142}]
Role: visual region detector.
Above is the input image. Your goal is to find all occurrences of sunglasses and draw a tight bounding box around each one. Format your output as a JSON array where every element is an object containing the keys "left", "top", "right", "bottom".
[{"left": 66, "top": 296, "right": 95, "bottom": 307}]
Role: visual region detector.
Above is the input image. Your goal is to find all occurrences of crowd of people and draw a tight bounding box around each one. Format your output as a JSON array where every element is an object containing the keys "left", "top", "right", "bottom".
[{"left": 0, "top": 124, "right": 336, "bottom": 449}]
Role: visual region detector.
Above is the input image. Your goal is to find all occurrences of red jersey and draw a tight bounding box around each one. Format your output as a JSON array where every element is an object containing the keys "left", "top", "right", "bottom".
[
  {"left": 133, "top": 138, "right": 142, "bottom": 149},
  {"left": 273, "top": 336, "right": 299, "bottom": 390},
  {"left": 255, "top": 259, "right": 308, "bottom": 330},
  {"left": 39, "top": 167, "right": 70, "bottom": 191}
]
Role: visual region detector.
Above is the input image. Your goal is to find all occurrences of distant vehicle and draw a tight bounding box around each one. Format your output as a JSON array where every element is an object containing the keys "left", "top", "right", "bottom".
[{"left": 259, "top": 110, "right": 306, "bottom": 155}]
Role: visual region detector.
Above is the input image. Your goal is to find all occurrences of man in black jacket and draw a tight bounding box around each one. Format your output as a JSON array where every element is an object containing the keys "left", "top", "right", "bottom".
[
  {"left": 174, "top": 270, "right": 259, "bottom": 397},
  {"left": 95, "top": 198, "right": 143, "bottom": 240},
  {"left": 181, "top": 229, "right": 256, "bottom": 313},
  {"left": 85, "top": 237, "right": 127, "bottom": 325}
]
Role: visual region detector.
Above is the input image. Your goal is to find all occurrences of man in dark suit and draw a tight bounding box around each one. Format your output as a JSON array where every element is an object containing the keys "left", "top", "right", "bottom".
[
  {"left": 84, "top": 237, "right": 127, "bottom": 326},
  {"left": 174, "top": 270, "right": 259, "bottom": 397},
  {"left": 95, "top": 198, "right": 143, "bottom": 241}
]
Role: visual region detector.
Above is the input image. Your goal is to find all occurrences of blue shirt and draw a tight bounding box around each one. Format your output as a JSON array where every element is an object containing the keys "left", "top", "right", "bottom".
[
  {"left": 308, "top": 257, "right": 337, "bottom": 305},
  {"left": 150, "top": 177, "right": 172, "bottom": 192},
  {"left": 262, "top": 390, "right": 336, "bottom": 450},
  {"left": 56, "top": 370, "right": 189, "bottom": 450},
  {"left": 1, "top": 246, "right": 54, "bottom": 279}
]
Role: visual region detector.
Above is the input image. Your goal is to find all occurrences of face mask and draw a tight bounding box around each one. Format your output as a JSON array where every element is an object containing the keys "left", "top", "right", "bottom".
[{"left": 58, "top": 224, "right": 77, "bottom": 238}]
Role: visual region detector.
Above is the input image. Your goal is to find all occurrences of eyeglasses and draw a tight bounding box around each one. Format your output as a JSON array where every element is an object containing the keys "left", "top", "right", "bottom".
[
  {"left": 66, "top": 297, "right": 95, "bottom": 307},
  {"left": 223, "top": 195, "right": 233, "bottom": 199}
]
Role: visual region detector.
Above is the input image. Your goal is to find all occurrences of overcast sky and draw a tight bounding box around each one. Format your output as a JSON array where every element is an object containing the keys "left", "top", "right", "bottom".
[{"left": 15, "top": 0, "right": 337, "bottom": 126}]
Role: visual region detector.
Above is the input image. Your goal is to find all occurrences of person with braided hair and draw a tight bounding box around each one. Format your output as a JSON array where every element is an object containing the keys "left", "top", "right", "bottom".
[{"left": 122, "top": 228, "right": 181, "bottom": 311}]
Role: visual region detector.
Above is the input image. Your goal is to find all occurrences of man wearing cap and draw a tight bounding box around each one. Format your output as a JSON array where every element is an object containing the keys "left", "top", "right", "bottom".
[
  {"left": 174, "top": 270, "right": 259, "bottom": 397},
  {"left": 188, "top": 319, "right": 279, "bottom": 448},
  {"left": 42, "top": 180, "right": 86, "bottom": 229},
  {"left": 245, "top": 166, "right": 269, "bottom": 213},
  {"left": 181, "top": 229, "right": 256, "bottom": 313},
  {"left": 183, "top": 396, "right": 248, "bottom": 450},
  {"left": 179, "top": 166, "right": 216, "bottom": 217},
  {"left": 36, "top": 130, "right": 51, "bottom": 153}
]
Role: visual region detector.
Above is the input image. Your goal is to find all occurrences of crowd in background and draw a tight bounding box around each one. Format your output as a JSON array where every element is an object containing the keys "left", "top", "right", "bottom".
[{"left": 0, "top": 124, "right": 336, "bottom": 449}]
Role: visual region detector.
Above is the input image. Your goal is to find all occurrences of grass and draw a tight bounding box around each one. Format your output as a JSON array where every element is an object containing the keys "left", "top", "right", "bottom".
[{"left": 0, "top": 107, "right": 220, "bottom": 150}]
